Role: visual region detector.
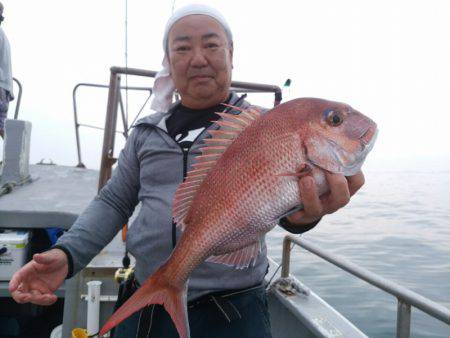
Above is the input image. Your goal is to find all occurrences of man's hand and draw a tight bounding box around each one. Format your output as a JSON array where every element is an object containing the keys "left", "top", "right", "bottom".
[
  {"left": 287, "top": 171, "right": 365, "bottom": 226},
  {"left": 9, "top": 248, "right": 69, "bottom": 305}
]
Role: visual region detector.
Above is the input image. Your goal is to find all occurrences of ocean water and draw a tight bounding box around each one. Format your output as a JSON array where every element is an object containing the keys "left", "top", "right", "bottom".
[{"left": 266, "top": 170, "right": 450, "bottom": 338}]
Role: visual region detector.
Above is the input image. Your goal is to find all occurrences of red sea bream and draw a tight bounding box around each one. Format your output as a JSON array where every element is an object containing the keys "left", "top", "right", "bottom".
[{"left": 100, "top": 97, "right": 378, "bottom": 338}]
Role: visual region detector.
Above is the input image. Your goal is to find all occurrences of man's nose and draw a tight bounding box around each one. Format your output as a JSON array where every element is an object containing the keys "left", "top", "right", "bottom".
[{"left": 190, "top": 47, "right": 208, "bottom": 67}]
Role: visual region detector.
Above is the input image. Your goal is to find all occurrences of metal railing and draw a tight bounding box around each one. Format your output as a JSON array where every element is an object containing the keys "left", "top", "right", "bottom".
[
  {"left": 72, "top": 82, "right": 152, "bottom": 168},
  {"left": 12, "top": 77, "right": 22, "bottom": 120},
  {"left": 281, "top": 235, "right": 450, "bottom": 338},
  {"left": 98, "top": 66, "right": 283, "bottom": 191}
]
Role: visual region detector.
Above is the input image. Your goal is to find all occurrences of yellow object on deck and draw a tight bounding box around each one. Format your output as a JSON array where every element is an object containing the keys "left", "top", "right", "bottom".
[{"left": 71, "top": 328, "right": 88, "bottom": 338}]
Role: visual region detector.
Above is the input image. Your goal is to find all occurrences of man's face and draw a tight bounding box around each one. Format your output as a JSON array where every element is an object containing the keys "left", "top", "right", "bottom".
[{"left": 167, "top": 15, "right": 233, "bottom": 109}]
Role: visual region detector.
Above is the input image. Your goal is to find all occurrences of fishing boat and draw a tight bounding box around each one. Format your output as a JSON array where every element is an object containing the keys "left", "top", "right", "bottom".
[{"left": 1, "top": 68, "right": 449, "bottom": 338}]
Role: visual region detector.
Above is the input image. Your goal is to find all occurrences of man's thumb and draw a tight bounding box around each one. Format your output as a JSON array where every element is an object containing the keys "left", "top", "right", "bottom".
[{"left": 33, "top": 251, "right": 55, "bottom": 265}]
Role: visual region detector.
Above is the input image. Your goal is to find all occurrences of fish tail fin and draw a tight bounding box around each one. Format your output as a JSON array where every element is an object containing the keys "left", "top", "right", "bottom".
[{"left": 99, "top": 266, "right": 189, "bottom": 338}]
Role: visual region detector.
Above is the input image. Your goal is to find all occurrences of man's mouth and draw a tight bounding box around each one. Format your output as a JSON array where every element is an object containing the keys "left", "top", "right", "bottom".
[{"left": 190, "top": 75, "right": 212, "bottom": 80}]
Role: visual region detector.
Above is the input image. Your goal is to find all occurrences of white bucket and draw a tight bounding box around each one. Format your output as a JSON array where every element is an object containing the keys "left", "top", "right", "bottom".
[{"left": 50, "top": 324, "right": 62, "bottom": 338}]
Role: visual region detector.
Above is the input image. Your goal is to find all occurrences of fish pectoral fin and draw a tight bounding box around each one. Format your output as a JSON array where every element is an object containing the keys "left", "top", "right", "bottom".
[
  {"left": 276, "top": 163, "right": 312, "bottom": 178},
  {"left": 206, "top": 242, "right": 261, "bottom": 269}
]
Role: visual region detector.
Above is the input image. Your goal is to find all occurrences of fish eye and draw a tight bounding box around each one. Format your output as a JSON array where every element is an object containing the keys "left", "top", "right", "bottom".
[{"left": 324, "top": 109, "right": 344, "bottom": 127}]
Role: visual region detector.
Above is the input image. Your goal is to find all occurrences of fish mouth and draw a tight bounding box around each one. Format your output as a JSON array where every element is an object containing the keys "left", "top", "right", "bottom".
[
  {"left": 337, "top": 127, "right": 378, "bottom": 176},
  {"left": 359, "top": 126, "right": 378, "bottom": 153},
  {"left": 360, "top": 126, "right": 377, "bottom": 146}
]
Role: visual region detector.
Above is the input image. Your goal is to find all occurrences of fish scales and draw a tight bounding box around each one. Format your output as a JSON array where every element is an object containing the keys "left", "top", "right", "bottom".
[{"left": 159, "top": 112, "right": 303, "bottom": 286}]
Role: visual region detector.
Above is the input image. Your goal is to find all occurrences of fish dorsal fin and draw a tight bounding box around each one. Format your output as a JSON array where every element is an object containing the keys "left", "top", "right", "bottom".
[
  {"left": 172, "top": 106, "right": 263, "bottom": 231},
  {"left": 206, "top": 241, "right": 261, "bottom": 269}
]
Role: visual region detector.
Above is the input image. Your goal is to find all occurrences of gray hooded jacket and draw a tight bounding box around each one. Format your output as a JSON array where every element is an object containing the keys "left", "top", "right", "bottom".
[
  {"left": 0, "top": 26, "right": 13, "bottom": 95},
  {"left": 56, "top": 92, "right": 269, "bottom": 300}
]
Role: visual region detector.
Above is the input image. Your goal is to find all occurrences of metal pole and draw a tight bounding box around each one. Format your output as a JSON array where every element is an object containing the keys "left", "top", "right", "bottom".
[
  {"left": 72, "top": 82, "right": 152, "bottom": 168},
  {"left": 61, "top": 274, "right": 82, "bottom": 338},
  {"left": 111, "top": 66, "right": 158, "bottom": 78},
  {"left": 396, "top": 300, "right": 411, "bottom": 338},
  {"left": 12, "top": 77, "right": 22, "bottom": 120},
  {"left": 281, "top": 236, "right": 292, "bottom": 278},
  {"left": 72, "top": 84, "right": 85, "bottom": 168},
  {"left": 109, "top": 66, "right": 282, "bottom": 102},
  {"left": 98, "top": 72, "right": 121, "bottom": 191},
  {"left": 118, "top": 92, "right": 129, "bottom": 138}
]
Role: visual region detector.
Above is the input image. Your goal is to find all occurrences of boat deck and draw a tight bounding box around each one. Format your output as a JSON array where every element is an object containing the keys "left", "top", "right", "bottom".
[{"left": 0, "top": 164, "right": 99, "bottom": 229}]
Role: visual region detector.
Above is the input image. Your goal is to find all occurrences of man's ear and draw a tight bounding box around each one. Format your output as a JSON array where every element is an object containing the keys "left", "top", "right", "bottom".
[{"left": 229, "top": 45, "right": 234, "bottom": 68}]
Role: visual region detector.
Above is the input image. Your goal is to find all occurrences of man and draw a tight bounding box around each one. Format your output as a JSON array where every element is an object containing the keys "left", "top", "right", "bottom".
[
  {"left": 0, "top": 1, "right": 14, "bottom": 139},
  {"left": 9, "top": 5, "right": 364, "bottom": 337}
]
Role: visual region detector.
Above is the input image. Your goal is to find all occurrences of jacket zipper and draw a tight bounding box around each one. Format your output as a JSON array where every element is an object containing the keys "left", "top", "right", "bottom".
[
  {"left": 182, "top": 148, "right": 189, "bottom": 180},
  {"left": 152, "top": 127, "right": 207, "bottom": 248}
]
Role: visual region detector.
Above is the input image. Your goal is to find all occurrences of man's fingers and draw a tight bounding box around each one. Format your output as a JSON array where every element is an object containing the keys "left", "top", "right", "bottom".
[
  {"left": 29, "top": 293, "right": 58, "bottom": 306},
  {"left": 347, "top": 171, "right": 365, "bottom": 196},
  {"left": 11, "top": 290, "right": 31, "bottom": 304},
  {"left": 323, "top": 172, "right": 350, "bottom": 213},
  {"left": 298, "top": 176, "right": 323, "bottom": 219},
  {"left": 9, "top": 268, "right": 28, "bottom": 293},
  {"left": 8, "top": 274, "right": 20, "bottom": 293},
  {"left": 12, "top": 290, "right": 57, "bottom": 305}
]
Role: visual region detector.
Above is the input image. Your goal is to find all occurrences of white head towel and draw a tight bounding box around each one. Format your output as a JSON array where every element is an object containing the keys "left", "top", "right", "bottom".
[{"left": 150, "top": 4, "right": 233, "bottom": 112}]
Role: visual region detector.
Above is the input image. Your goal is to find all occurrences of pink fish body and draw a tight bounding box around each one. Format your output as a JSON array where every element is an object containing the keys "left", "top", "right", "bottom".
[{"left": 100, "top": 98, "right": 378, "bottom": 338}]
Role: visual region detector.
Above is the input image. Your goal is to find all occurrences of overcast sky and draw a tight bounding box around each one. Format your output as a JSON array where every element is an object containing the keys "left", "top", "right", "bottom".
[{"left": 1, "top": 0, "right": 450, "bottom": 171}]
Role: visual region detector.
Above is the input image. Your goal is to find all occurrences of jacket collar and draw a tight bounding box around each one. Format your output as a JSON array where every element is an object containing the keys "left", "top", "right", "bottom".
[{"left": 132, "top": 91, "right": 249, "bottom": 129}]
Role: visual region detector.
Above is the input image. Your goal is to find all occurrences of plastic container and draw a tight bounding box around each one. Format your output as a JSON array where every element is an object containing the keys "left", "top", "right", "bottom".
[{"left": 0, "top": 230, "right": 30, "bottom": 281}]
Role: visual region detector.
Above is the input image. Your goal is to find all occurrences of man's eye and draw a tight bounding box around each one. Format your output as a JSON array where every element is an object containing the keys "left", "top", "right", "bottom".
[
  {"left": 206, "top": 43, "right": 219, "bottom": 49},
  {"left": 176, "top": 46, "right": 190, "bottom": 52}
]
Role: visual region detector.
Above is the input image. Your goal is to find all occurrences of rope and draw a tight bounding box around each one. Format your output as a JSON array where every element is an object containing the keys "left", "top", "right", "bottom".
[
  {"left": 0, "top": 182, "right": 15, "bottom": 197},
  {"left": 265, "top": 240, "right": 297, "bottom": 290},
  {"left": 0, "top": 176, "right": 33, "bottom": 197},
  {"left": 129, "top": 93, "right": 151, "bottom": 127}
]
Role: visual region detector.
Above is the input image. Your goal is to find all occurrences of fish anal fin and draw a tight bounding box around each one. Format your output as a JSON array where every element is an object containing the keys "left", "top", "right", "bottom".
[{"left": 206, "top": 242, "right": 261, "bottom": 269}]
